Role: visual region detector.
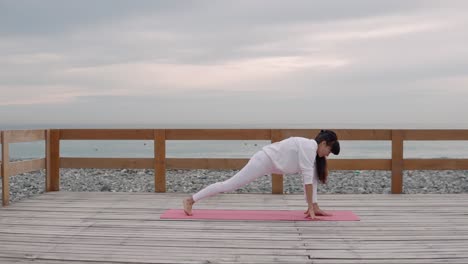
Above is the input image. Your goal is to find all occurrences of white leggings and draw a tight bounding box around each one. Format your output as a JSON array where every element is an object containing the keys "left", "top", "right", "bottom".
[{"left": 192, "top": 150, "right": 281, "bottom": 202}]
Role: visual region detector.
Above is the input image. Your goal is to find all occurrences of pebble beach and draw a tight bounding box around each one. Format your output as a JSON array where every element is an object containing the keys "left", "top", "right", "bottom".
[{"left": 2, "top": 169, "right": 468, "bottom": 203}]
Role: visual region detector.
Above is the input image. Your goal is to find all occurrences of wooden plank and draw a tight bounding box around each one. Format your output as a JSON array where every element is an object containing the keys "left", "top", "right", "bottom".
[
  {"left": 403, "top": 129, "right": 468, "bottom": 140},
  {"left": 17, "top": 128, "right": 468, "bottom": 141},
  {"left": 46, "top": 129, "right": 51, "bottom": 193},
  {"left": 166, "top": 158, "right": 249, "bottom": 169},
  {"left": 273, "top": 129, "right": 318, "bottom": 139},
  {"left": 57, "top": 157, "right": 467, "bottom": 171},
  {"left": 274, "top": 129, "right": 392, "bottom": 140},
  {"left": 59, "top": 129, "right": 154, "bottom": 140},
  {"left": 1, "top": 131, "right": 10, "bottom": 206},
  {"left": 404, "top": 159, "right": 468, "bottom": 170},
  {"left": 391, "top": 130, "right": 404, "bottom": 194},
  {"left": 334, "top": 129, "right": 392, "bottom": 140},
  {"left": 4, "top": 130, "right": 46, "bottom": 143},
  {"left": 1, "top": 193, "right": 468, "bottom": 264},
  {"left": 313, "top": 260, "right": 468, "bottom": 264},
  {"left": 154, "top": 129, "right": 166, "bottom": 193},
  {"left": 9, "top": 159, "right": 46, "bottom": 176},
  {"left": 0, "top": 131, "right": 2, "bottom": 178},
  {"left": 60, "top": 157, "right": 153, "bottom": 169},
  {"left": 165, "top": 129, "right": 271, "bottom": 140},
  {"left": 271, "top": 129, "right": 283, "bottom": 194},
  {"left": 47, "top": 129, "right": 60, "bottom": 192},
  {"left": 59, "top": 158, "right": 391, "bottom": 171},
  {"left": 328, "top": 159, "right": 391, "bottom": 170}
]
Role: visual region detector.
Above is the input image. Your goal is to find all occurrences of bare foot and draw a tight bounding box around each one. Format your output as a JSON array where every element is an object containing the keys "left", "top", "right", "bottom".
[{"left": 183, "top": 197, "right": 194, "bottom": 216}]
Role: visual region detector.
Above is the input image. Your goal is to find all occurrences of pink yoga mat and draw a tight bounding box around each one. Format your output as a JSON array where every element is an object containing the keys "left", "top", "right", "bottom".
[{"left": 160, "top": 209, "right": 360, "bottom": 221}]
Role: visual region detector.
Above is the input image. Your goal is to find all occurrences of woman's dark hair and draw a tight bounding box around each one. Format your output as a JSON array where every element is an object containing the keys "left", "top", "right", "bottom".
[{"left": 314, "top": 130, "right": 340, "bottom": 184}]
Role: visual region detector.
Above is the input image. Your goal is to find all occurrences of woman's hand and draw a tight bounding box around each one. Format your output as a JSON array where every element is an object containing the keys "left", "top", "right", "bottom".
[
  {"left": 304, "top": 207, "right": 318, "bottom": 220},
  {"left": 313, "top": 203, "right": 333, "bottom": 216},
  {"left": 314, "top": 208, "right": 332, "bottom": 216},
  {"left": 304, "top": 204, "right": 333, "bottom": 217}
]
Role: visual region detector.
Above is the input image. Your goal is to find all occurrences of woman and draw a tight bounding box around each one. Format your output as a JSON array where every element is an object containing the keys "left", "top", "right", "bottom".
[{"left": 183, "top": 130, "right": 340, "bottom": 219}]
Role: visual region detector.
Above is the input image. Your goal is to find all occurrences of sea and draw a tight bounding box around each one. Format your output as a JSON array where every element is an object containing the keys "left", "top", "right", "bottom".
[
  {"left": 1, "top": 123, "right": 467, "bottom": 160},
  {"left": 3, "top": 139, "right": 468, "bottom": 160}
]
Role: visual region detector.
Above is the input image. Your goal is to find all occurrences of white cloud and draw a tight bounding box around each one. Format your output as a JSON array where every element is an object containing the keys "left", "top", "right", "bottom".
[
  {"left": 0, "top": 85, "right": 80, "bottom": 106},
  {"left": 2, "top": 53, "right": 64, "bottom": 65},
  {"left": 58, "top": 56, "right": 348, "bottom": 93},
  {"left": 0, "top": 84, "right": 133, "bottom": 106},
  {"left": 314, "top": 21, "right": 446, "bottom": 41},
  {"left": 1, "top": 55, "right": 348, "bottom": 106}
]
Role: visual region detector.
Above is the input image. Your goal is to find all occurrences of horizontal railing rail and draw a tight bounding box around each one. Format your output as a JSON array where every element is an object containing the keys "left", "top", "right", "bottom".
[
  {"left": 1, "top": 130, "right": 48, "bottom": 206},
  {"left": 1, "top": 128, "right": 468, "bottom": 206}
]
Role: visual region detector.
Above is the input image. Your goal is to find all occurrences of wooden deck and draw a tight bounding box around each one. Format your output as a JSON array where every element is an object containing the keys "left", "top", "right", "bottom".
[{"left": 0, "top": 192, "right": 468, "bottom": 264}]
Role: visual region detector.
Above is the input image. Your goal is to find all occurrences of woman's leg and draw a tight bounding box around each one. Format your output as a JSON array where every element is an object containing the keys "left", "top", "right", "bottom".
[{"left": 183, "top": 151, "right": 274, "bottom": 215}]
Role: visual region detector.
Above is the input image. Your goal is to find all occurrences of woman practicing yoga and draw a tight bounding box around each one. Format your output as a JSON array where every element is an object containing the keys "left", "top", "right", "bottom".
[{"left": 183, "top": 130, "right": 340, "bottom": 219}]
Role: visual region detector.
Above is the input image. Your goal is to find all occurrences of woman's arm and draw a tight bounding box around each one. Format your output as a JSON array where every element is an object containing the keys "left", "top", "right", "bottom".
[
  {"left": 305, "top": 183, "right": 332, "bottom": 217},
  {"left": 304, "top": 184, "right": 317, "bottom": 219}
]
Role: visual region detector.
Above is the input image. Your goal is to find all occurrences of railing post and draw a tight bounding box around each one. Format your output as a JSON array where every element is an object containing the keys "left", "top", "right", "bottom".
[
  {"left": 46, "top": 129, "right": 60, "bottom": 191},
  {"left": 391, "top": 130, "right": 404, "bottom": 194},
  {"left": 271, "top": 129, "right": 283, "bottom": 194},
  {"left": 154, "top": 129, "right": 166, "bottom": 192},
  {"left": 1, "top": 131, "right": 10, "bottom": 206}
]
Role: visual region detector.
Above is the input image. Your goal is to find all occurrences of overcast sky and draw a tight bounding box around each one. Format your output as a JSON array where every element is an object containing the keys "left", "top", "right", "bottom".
[{"left": 1, "top": 0, "right": 467, "bottom": 129}]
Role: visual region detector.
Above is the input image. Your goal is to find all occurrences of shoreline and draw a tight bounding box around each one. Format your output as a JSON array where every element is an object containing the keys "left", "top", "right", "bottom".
[{"left": 2, "top": 169, "right": 468, "bottom": 203}]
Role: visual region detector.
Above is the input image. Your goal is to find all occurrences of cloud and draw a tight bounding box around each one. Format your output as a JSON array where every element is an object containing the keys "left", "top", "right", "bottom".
[
  {"left": 61, "top": 56, "right": 348, "bottom": 91},
  {"left": 0, "top": 85, "right": 81, "bottom": 106},
  {"left": 0, "top": 1, "right": 467, "bottom": 127},
  {"left": 314, "top": 21, "right": 446, "bottom": 41},
  {"left": 0, "top": 54, "right": 349, "bottom": 106},
  {"left": 2, "top": 53, "right": 64, "bottom": 65}
]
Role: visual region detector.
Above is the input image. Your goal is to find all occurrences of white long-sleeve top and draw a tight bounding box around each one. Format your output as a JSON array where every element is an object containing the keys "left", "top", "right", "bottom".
[{"left": 262, "top": 137, "right": 319, "bottom": 203}]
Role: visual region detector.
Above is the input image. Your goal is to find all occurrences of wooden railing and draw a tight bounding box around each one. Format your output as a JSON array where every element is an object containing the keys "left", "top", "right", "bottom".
[
  {"left": 1, "top": 130, "right": 48, "bottom": 206},
  {"left": 1, "top": 129, "right": 468, "bottom": 206}
]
